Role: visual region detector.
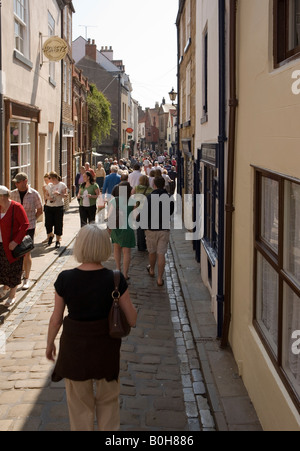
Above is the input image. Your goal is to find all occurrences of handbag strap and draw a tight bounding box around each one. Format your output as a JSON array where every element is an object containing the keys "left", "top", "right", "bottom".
[{"left": 112, "top": 270, "right": 121, "bottom": 301}]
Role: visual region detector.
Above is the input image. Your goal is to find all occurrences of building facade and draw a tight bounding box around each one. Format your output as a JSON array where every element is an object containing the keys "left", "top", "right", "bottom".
[
  {"left": 230, "top": 0, "right": 300, "bottom": 430},
  {"left": 1, "top": 0, "right": 67, "bottom": 192},
  {"left": 176, "top": 0, "right": 197, "bottom": 198},
  {"left": 72, "top": 65, "right": 89, "bottom": 194},
  {"left": 158, "top": 99, "right": 176, "bottom": 154},
  {"left": 176, "top": 0, "right": 300, "bottom": 430},
  {"left": 73, "top": 37, "right": 132, "bottom": 159}
]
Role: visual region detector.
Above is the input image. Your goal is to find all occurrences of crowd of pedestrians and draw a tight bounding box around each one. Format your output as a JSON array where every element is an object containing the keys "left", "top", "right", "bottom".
[{"left": 0, "top": 150, "right": 177, "bottom": 431}]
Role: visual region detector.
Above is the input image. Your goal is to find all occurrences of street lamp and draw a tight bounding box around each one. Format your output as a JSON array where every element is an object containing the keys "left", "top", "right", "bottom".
[{"left": 169, "top": 87, "right": 177, "bottom": 106}]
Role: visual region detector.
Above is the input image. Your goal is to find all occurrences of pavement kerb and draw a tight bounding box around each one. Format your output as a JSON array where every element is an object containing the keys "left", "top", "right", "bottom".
[{"left": 168, "top": 229, "right": 228, "bottom": 431}]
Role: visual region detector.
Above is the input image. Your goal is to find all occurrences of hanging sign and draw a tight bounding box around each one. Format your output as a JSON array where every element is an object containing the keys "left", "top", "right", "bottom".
[
  {"left": 43, "top": 36, "right": 68, "bottom": 62},
  {"left": 126, "top": 128, "right": 134, "bottom": 134}
]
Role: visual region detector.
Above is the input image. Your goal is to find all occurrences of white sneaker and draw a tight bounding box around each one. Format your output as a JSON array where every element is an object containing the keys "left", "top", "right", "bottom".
[
  {"left": 5, "top": 297, "right": 15, "bottom": 307},
  {"left": 0, "top": 287, "right": 9, "bottom": 299},
  {"left": 22, "top": 279, "right": 30, "bottom": 290}
]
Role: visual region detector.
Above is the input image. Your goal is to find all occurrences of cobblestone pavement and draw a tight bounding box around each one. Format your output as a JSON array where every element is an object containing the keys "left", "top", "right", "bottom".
[{"left": 0, "top": 236, "right": 215, "bottom": 431}]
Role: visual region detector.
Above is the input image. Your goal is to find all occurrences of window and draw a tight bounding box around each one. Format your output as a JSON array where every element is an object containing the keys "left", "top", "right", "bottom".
[
  {"left": 68, "top": 67, "right": 72, "bottom": 106},
  {"left": 61, "top": 137, "right": 68, "bottom": 186},
  {"left": 48, "top": 12, "right": 55, "bottom": 83},
  {"left": 254, "top": 167, "right": 300, "bottom": 410},
  {"left": 204, "top": 165, "right": 217, "bottom": 250},
  {"left": 274, "top": 0, "right": 300, "bottom": 66},
  {"left": 10, "top": 120, "right": 32, "bottom": 188},
  {"left": 47, "top": 124, "right": 54, "bottom": 174},
  {"left": 63, "top": 61, "right": 67, "bottom": 103},
  {"left": 200, "top": 144, "right": 218, "bottom": 259},
  {"left": 186, "top": 62, "right": 191, "bottom": 122},
  {"left": 186, "top": 0, "right": 191, "bottom": 44},
  {"left": 14, "top": 0, "right": 29, "bottom": 57}
]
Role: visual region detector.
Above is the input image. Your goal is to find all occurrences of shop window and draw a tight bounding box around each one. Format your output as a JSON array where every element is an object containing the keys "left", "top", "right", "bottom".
[
  {"left": 254, "top": 167, "right": 300, "bottom": 410},
  {"left": 10, "top": 120, "right": 32, "bottom": 188},
  {"left": 200, "top": 144, "right": 218, "bottom": 260}
]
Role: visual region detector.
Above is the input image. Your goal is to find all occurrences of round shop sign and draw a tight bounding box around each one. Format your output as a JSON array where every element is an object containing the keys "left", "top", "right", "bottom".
[{"left": 43, "top": 36, "right": 68, "bottom": 62}]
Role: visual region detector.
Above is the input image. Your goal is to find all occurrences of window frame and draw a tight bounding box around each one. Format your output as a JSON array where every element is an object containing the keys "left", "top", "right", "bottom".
[
  {"left": 274, "top": 0, "right": 300, "bottom": 67},
  {"left": 10, "top": 119, "right": 32, "bottom": 188},
  {"left": 14, "top": 0, "right": 29, "bottom": 58},
  {"left": 48, "top": 11, "right": 55, "bottom": 84},
  {"left": 253, "top": 166, "right": 300, "bottom": 412}
]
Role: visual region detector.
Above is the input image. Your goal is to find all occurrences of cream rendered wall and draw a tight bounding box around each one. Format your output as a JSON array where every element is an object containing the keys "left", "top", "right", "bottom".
[
  {"left": 3, "top": 0, "right": 62, "bottom": 191},
  {"left": 195, "top": 0, "right": 222, "bottom": 320},
  {"left": 195, "top": 0, "right": 219, "bottom": 152},
  {"left": 232, "top": 0, "right": 300, "bottom": 430}
]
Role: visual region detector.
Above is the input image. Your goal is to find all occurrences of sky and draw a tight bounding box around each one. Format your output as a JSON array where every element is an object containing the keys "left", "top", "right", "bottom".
[{"left": 72, "top": 0, "right": 178, "bottom": 110}]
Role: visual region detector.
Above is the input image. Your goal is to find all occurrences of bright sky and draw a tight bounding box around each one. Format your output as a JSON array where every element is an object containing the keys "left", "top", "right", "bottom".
[{"left": 72, "top": 0, "right": 178, "bottom": 110}]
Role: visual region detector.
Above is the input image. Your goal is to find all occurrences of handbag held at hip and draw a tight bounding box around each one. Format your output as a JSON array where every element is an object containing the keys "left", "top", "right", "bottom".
[
  {"left": 10, "top": 206, "right": 34, "bottom": 259},
  {"left": 108, "top": 270, "right": 131, "bottom": 339}
]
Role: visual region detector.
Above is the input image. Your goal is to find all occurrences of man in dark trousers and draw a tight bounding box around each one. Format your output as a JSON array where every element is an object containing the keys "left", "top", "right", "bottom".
[{"left": 142, "top": 176, "right": 174, "bottom": 287}]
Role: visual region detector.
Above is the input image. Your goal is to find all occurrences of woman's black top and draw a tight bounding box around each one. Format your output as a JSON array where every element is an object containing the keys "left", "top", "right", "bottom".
[
  {"left": 54, "top": 268, "right": 128, "bottom": 322},
  {"left": 52, "top": 268, "right": 128, "bottom": 383}
]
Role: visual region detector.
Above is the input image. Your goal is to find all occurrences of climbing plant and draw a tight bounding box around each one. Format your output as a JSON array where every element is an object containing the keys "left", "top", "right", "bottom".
[{"left": 87, "top": 83, "right": 112, "bottom": 146}]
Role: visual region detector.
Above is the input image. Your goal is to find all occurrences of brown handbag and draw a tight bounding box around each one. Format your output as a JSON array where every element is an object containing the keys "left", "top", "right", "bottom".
[{"left": 108, "top": 270, "right": 131, "bottom": 339}]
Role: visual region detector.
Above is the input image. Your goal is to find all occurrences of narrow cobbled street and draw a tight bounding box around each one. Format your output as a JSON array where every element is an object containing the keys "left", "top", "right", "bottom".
[
  {"left": 0, "top": 202, "right": 215, "bottom": 431},
  {"left": 0, "top": 200, "right": 261, "bottom": 431}
]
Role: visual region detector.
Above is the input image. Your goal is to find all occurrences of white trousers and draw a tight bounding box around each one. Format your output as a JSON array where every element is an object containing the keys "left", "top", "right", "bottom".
[{"left": 65, "top": 378, "right": 120, "bottom": 431}]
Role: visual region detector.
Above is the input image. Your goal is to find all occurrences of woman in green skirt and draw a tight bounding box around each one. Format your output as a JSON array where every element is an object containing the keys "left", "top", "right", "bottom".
[{"left": 109, "top": 182, "right": 136, "bottom": 280}]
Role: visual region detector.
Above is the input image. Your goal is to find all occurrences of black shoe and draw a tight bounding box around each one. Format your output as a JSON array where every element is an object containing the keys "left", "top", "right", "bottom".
[
  {"left": 55, "top": 241, "right": 61, "bottom": 249},
  {"left": 48, "top": 236, "right": 54, "bottom": 246}
]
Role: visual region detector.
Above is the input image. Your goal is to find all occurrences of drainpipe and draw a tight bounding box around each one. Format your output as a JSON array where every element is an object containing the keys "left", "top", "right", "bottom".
[
  {"left": 221, "top": 0, "right": 238, "bottom": 348},
  {"left": 0, "top": 0, "right": 3, "bottom": 184},
  {"left": 59, "top": 5, "right": 64, "bottom": 177},
  {"left": 176, "top": 6, "right": 182, "bottom": 196},
  {"left": 217, "top": 0, "right": 227, "bottom": 338}
]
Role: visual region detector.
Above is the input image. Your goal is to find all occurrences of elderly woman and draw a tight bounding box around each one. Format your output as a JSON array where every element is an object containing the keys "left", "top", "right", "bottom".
[
  {"left": 46, "top": 224, "right": 137, "bottom": 431},
  {"left": 0, "top": 186, "right": 29, "bottom": 307},
  {"left": 95, "top": 162, "right": 106, "bottom": 190}
]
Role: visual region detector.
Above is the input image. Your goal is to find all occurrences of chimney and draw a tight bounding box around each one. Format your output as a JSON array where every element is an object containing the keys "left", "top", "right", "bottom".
[
  {"left": 100, "top": 45, "right": 114, "bottom": 61},
  {"left": 86, "top": 38, "right": 97, "bottom": 61}
]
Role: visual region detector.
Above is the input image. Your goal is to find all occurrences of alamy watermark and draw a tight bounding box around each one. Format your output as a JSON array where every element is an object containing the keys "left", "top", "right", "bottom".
[
  {"left": 292, "top": 330, "right": 300, "bottom": 356},
  {"left": 291, "top": 70, "right": 300, "bottom": 95},
  {"left": 0, "top": 70, "right": 5, "bottom": 95},
  {"left": 104, "top": 187, "right": 204, "bottom": 241}
]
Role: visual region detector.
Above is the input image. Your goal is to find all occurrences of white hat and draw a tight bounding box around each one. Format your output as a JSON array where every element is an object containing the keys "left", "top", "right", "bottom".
[{"left": 0, "top": 185, "right": 9, "bottom": 195}]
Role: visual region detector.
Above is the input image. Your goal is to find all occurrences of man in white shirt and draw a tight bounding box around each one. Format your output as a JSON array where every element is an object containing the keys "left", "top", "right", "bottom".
[
  {"left": 128, "top": 164, "right": 142, "bottom": 188},
  {"left": 10, "top": 173, "right": 43, "bottom": 290}
]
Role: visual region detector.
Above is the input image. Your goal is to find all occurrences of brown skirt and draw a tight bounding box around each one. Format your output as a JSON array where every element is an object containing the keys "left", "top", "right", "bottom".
[{"left": 0, "top": 243, "right": 23, "bottom": 288}]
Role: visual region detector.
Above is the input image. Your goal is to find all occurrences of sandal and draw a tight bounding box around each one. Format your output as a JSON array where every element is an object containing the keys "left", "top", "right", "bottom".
[
  {"left": 146, "top": 265, "right": 155, "bottom": 277},
  {"left": 157, "top": 280, "right": 165, "bottom": 287},
  {"left": 4, "top": 297, "right": 15, "bottom": 307}
]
